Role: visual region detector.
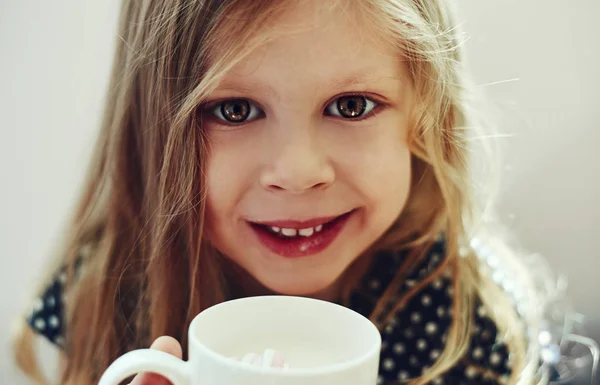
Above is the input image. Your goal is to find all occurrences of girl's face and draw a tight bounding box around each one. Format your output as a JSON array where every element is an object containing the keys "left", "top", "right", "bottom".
[{"left": 204, "top": 3, "right": 414, "bottom": 297}]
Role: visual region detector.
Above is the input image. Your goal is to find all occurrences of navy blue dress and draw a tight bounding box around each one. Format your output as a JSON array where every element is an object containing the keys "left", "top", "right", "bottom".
[{"left": 28, "top": 237, "right": 518, "bottom": 384}]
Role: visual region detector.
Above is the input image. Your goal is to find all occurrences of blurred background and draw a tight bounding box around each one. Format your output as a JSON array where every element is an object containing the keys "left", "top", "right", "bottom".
[{"left": 1, "top": 0, "right": 598, "bottom": 383}]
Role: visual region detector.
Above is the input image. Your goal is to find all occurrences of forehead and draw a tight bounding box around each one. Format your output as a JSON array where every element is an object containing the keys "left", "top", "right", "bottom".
[{"left": 213, "top": 1, "right": 407, "bottom": 96}]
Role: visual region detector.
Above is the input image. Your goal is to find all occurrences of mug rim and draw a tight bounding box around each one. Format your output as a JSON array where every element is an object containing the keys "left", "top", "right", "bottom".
[{"left": 188, "top": 295, "right": 382, "bottom": 376}]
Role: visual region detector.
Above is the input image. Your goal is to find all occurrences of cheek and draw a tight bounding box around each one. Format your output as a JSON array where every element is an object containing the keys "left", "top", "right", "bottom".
[
  {"left": 205, "top": 154, "right": 230, "bottom": 223},
  {"left": 205, "top": 132, "right": 257, "bottom": 213},
  {"left": 359, "top": 141, "right": 412, "bottom": 237},
  {"left": 204, "top": 137, "right": 247, "bottom": 243},
  {"left": 332, "top": 116, "right": 412, "bottom": 205},
  {"left": 361, "top": 144, "right": 412, "bottom": 216}
]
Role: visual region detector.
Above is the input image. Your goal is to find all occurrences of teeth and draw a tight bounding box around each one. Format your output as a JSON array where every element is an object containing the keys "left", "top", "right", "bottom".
[
  {"left": 269, "top": 224, "right": 326, "bottom": 237},
  {"left": 280, "top": 228, "right": 297, "bottom": 237},
  {"left": 298, "top": 227, "right": 314, "bottom": 237}
]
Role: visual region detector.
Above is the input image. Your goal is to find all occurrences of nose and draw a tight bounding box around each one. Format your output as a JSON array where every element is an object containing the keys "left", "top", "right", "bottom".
[{"left": 259, "top": 127, "right": 335, "bottom": 194}]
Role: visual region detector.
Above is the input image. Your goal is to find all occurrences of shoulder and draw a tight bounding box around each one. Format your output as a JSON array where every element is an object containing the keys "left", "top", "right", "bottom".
[
  {"left": 26, "top": 262, "right": 77, "bottom": 348},
  {"left": 26, "top": 269, "right": 67, "bottom": 347},
  {"left": 350, "top": 236, "right": 519, "bottom": 384},
  {"left": 25, "top": 243, "right": 94, "bottom": 348}
]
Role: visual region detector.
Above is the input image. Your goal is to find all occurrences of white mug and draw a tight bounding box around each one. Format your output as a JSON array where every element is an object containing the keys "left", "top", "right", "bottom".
[{"left": 98, "top": 295, "right": 381, "bottom": 385}]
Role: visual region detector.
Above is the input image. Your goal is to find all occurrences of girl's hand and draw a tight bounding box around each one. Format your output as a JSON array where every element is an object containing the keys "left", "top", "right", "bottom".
[{"left": 129, "top": 336, "right": 183, "bottom": 385}]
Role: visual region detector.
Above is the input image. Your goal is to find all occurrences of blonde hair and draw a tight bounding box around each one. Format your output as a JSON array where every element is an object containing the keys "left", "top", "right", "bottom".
[{"left": 14, "top": 1, "right": 549, "bottom": 384}]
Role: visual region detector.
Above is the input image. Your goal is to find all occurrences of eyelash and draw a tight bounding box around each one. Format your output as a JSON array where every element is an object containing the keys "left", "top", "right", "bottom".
[{"left": 201, "top": 94, "right": 383, "bottom": 127}]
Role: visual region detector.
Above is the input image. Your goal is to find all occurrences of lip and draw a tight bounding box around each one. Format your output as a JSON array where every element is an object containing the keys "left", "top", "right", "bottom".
[
  {"left": 250, "top": 213, "right": 348, "bottom": 230},
  {"left": 248, "top": 210, "right": 355, "bottom": 258}
]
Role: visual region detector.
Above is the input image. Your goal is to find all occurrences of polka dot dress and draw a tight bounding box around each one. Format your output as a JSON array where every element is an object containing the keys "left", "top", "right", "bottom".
[
  {"left": 348, "top": 238, "right": 512, "bottom": 384},
  {"left": 26, "top": 269, "right": 67, "bottom": 347},
  {"left": 27, "top": 237, "right": 514, "bottom": 384}
]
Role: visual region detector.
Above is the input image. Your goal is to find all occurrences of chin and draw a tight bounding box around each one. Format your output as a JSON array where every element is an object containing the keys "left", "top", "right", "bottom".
[{"left": 259, "top": 273, "right": 339, "bottom": 298}]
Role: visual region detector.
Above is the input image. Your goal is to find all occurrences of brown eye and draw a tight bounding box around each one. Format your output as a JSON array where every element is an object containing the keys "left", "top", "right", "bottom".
[
  {"left": 221, "top": 100, "right": 250, "bottom": 122},
  {"left": 338, "top": 96, "right": 366, "bottom": 117},
  {"left": 325, "top": 95, "right": 377, "bottom": 119},
  {"left": 212, "top": 99, "right": 261, "bottom": 123}
]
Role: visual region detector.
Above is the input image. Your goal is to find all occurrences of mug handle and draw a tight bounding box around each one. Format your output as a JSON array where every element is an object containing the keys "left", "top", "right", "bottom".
[{"left": 98, "top": 349, "right": 191, "bottom": 385}]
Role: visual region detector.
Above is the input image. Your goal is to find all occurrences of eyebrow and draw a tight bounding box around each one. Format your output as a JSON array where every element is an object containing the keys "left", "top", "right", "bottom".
[
  {"left": 213, "top": 71, "right": 402, "bottom": 100},
  {"left": 213, "top": 81, "right": 280, "bottom": 100},
  {"left": 328, "top": 72, "right": 400, "bottom": 90}
]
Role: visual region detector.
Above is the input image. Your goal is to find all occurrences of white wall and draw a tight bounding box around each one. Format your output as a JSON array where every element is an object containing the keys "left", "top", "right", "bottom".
[
  {"left": 458, "top": 0, "right": 600, "bottom": 334},
  {"left": 1, "top": 1, "right": 598, "bottom": 383},
  {"left": 0, "top": 1, "right": 120, "bottom": 382}
]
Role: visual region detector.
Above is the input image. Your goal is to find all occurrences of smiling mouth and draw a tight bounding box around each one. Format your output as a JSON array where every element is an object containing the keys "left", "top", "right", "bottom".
[
  {"left": 247, "top": 210, "right": 355, "bottom": 258},
  {"left": 252, "top": 215, "right": 341, "bottom": 239}
]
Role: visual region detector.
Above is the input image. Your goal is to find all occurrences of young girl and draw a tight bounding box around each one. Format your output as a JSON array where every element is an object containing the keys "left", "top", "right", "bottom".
[{"left": 14, "top": 0, "right": 564, "bottom": 384}]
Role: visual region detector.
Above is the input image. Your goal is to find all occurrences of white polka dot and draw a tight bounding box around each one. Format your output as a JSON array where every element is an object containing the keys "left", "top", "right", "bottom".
[
  {"left": 34, "top": 318, "right": 46, "bottom": 331},
  {"left": 499, "top": 375, "right": 510, "bottom": 384},
  {"left": 436, "top": 306, "right": 445, "bottom": 317},
  {"left": 490, "top": 352, "right": 502, "bottom": 366},
  {"left": 441, "top": 333, "right": 448, "bottom": 343},
  {"left": 33, "top": 298, "right": 44, "bottom": 312},
  {"left": 409, "top": 355, "right": 419, "bottom": 366},
  {"left": 480, "top": 329, "right": 493, "bottom": 341},
  {"left": 421, "top": 295, "right": 432, "bottom": 306},
  {"left": 393, "top": 343, "right": 405, "bottom": 354},
  {"left": 431, "top": 253, "right": 441, "bottom": 263},
  {"left": 383, "top": 358, "right": 395, "bottom": 371},
  {"left": 46, "top": 295, "right": 56, "bottom": 308},
  {"left": 48, "top": 315, "right": 60, "bottom": 329},
  {"left": 377, "top": 375, "right": 384, "bottom": 385},
  {"left": 430, "top": 349, "right": 441, "bottom": 360},
  {"left": 432, "top": 279, "right": 443, "bottom": 289},
  {"left": 417, "top": 339, "right": 428, "bottom": 351},
  {"left": 405, "top": 279, "right": 416, "bottom": 288},
  {"left": 446, "top": 286, "right": 453, "bottom": 296},
  {"left": 54, "top": 336, "right": 65, "bottom": 346},
  {"left": 385, "top": 324, "right": 395, "bottom": 335},
  {"left": 370, "top": 279, "right": 381, "bottom": 290},
  {"left": 397, "top": 371, "right": 409, "bottom": 381},
  {"left": 410, "top": 312, "right": 422, "bottom": 323},
  {"left": 432, "top": 376, "right": 443, "bottom": 385},
  {"left": 425, "top": 322, "right": 438, "bottom": 335},
  {"left": 472, "top": 347, "right": 484, "bottom": 360},
  {"left": 58, "top": 272, "right": 67, "bottom": 284},
  {"left": 465, "top": 365, "right": 478, "bottom": 379}
]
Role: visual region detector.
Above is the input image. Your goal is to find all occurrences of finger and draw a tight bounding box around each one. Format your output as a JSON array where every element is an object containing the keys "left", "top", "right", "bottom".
[
  {"left": 149, "top": 336, "right": 183, "bottom": 359},
  {"left": 129, "top": 371, "right": 172, "bottom": 385},
  {"left": 129, "top": 336, "right": 183, "bottom": 385}
]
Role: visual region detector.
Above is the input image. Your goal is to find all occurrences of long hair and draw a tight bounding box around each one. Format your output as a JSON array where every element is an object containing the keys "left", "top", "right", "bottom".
[{"left": 14, "top": 1, "right": 547, "bottom": 384}]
